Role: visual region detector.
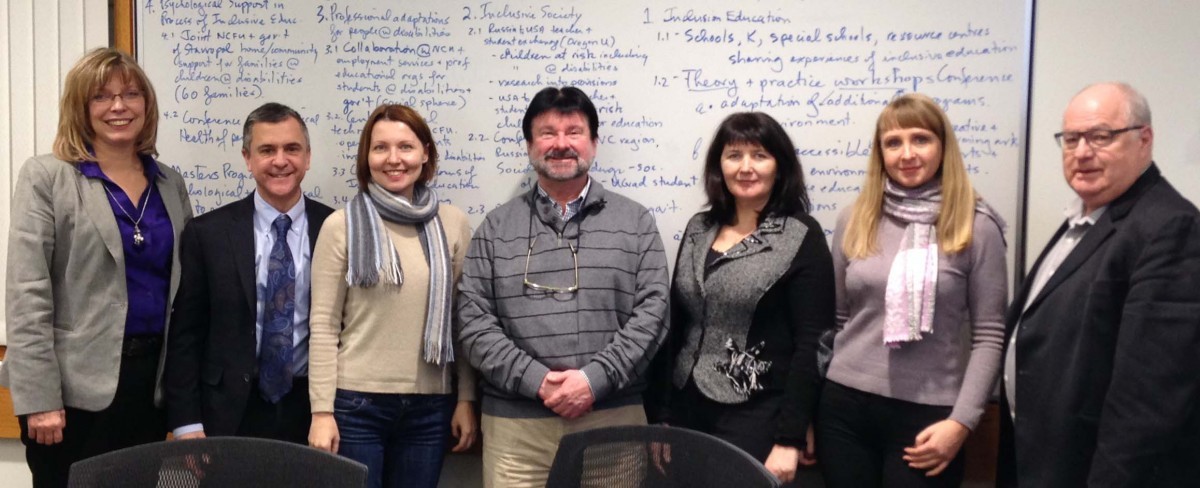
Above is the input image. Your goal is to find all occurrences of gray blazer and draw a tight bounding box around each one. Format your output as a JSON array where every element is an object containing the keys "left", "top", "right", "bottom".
[{"left": 0, "top": 154, "right": 193, "bottom": 416}]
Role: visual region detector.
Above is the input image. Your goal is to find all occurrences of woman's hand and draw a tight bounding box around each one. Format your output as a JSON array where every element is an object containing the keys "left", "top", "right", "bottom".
[
  {"left": 764, "top": 444, "right": 800, "bottom": 483},
  {"left": 27, "top": 409, "right": 66, "bottom": 445},
  {"left": 797, "top": 424, "right": 818, "bottom": 466},
  {"left": 450, "top": 401, "right": 478, "bottom": 452},
  {"left": 903, "top": 419, "right": 969, "bottom": 477},
  {"left": 308, "top": 412, "right": 340, "bottom": 453}
]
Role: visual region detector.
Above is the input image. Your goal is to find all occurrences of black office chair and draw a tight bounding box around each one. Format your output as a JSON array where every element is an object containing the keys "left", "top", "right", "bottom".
[
  {"left": 68, "top": 436, "right": 368, "bottom": 488},
  {"left": 546, "top": 425, "right": 781, "bottom": 488}
]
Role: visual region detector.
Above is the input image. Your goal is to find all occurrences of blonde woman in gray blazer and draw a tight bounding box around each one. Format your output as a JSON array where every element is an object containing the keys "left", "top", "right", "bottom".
[{"left": 0, "top": 48, "right": 192, "bottom": 488}]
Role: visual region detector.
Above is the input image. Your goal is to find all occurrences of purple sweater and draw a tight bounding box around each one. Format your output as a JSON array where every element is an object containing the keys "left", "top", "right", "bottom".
[{"left": 827, "top": 207, "right": 1007, "bottom": 430}]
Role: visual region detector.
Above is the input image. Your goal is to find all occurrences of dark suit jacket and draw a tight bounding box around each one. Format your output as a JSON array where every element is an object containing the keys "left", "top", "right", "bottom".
[
  {"left": 164, "top": 194, "right": 333, "bottom": 436},
  {"left": 999, "top": 164, "right": 1200, "bottom": 487}
]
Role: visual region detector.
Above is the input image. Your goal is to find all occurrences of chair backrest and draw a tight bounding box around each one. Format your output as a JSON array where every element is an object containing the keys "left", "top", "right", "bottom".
[
  {"left": 546, "top": 425, "right": 781, "bottom": 488},
  {"left": 68, "top": 436, "right": 368, "bottom": 488}
]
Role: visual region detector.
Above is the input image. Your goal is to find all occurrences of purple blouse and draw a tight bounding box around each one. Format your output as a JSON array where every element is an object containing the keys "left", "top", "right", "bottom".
[{"left": 78, "top": 156, "right": 174, "bottom": 337}]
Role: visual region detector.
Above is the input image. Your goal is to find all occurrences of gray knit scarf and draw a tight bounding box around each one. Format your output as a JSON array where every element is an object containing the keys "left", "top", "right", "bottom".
[{"left": 345, "top": 182, "right": 453, "bottom": 365}]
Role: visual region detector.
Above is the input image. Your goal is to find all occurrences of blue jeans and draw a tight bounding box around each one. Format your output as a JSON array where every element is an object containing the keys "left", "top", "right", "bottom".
[{"left": 333, "top": 389, "right": 453, "bottom": 488}]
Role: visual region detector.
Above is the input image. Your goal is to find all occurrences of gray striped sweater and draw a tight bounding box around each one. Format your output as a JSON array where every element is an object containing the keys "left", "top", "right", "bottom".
[{"left": 456, "top": 180, "right": 670, "bottom": 418}]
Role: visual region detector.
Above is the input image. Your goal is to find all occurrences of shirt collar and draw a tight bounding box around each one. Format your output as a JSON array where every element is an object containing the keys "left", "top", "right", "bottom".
[
  {"left": 535, "top": 179, "right": 591, "bottom": 214},
  {"left": 1063, "top": 197, "right": 1107, "bottom": 229},
  {"left": 253, "top": 192, "right": 306, "bottom": 229},
  {"left": 77, "top": 154, "right": 162, "bottom": 181}
]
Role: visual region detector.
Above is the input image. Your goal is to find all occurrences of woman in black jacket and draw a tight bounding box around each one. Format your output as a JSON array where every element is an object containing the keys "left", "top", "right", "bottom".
[{"left": 647, "top": 112, "right": 836, "bottom": 484}]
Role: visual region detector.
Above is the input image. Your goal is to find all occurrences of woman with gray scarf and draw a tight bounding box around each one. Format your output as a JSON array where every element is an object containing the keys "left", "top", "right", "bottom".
[
  {"left": 818, "top": 93, "right": 1008, "bottom": 488},
  {"left": 307, "top": 104, "right": 477, "bottom": 488}
]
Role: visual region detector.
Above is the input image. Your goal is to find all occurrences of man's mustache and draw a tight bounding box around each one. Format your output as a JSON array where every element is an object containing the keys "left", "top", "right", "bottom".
[{"left": 544, "top": 149, "right": 580, "bottom": 160}]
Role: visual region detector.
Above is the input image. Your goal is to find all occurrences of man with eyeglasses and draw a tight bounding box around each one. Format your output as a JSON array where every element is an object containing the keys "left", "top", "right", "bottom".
[
  {"left": 457, "top": 86, "right": 669, "bottom": 487},
  {"left": 999, "top": 82, "right": 1200, "bottom": 487}
]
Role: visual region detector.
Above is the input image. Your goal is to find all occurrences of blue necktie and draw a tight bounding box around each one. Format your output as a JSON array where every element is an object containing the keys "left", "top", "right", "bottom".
[{"left": 259, "top": 214, "right": 295, "bottom": 403}]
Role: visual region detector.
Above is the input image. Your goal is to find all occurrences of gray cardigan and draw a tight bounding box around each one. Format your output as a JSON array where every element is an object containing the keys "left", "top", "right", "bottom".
[
  {"left": 456, "top": 180, "right": 670, "bottom": 418},
  {"left": 827, "top": 206, "right": 1007, "bottom": 430}
]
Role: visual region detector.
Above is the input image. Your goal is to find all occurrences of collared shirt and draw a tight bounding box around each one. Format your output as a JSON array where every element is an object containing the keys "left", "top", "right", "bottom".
[
  {"left": 176, "top": 194, "right": 312, "bottom": 438},
  {"left": 253, "top": 193, "right": 311, "bottom": 377},
  {"left": 78, "top": 156, "right": 173, "bottom": 337},
  {"left": 535, "top": 179, "right": 591, "bottom": 222},
  {"left": 1005, "top": 198, "right": 1107, "bottom": 419}
]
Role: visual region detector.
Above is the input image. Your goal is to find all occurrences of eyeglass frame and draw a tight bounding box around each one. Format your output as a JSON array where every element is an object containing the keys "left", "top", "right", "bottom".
[
  {"left": 90, "top": 89, "right": 145, "bottom": 106},
  {"left": 523, "top": 233, "right": 579, "bottom": 294},
  {"left": 1053, "top": 125, "right": 1145, "bottom": 150}
]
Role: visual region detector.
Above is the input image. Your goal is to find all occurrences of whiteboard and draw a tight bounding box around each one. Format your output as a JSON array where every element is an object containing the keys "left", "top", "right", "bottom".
[{"left": 137, "top": 0, "right": 1032, "bottom": 262}]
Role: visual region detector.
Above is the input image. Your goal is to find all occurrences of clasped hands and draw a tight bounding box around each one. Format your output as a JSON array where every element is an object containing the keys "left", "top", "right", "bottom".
[{"left": 538, "top": 370, "right": 594, "bottom": 419}]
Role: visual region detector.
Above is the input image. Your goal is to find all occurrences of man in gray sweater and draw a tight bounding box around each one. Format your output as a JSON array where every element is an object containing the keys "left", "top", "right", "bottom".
[{"left": 456, "top": 86, "right": 670, "bottom": 487}]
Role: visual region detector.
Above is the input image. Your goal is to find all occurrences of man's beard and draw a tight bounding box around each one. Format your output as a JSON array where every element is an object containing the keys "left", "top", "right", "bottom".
[{"left": 530, "top": 148, "right": 592, "bottom": 181}]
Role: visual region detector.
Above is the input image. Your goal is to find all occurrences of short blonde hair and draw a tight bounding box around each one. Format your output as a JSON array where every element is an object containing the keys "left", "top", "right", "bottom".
[
  {"left": 842, "top": 93, "right": 977, "bottom": 258},
  {"left": 53, "top": 47, "right": 159, "bottom": 161}
]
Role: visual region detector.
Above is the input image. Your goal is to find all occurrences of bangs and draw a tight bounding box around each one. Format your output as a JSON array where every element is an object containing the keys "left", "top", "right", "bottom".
[
  {"left": 93, "top": 63, "right": 137, "bottom": 94},
  {"left": 877, "top": 98, "right": 945, "bottom": 139},
  {"left": 718, "top": 119, "right": 770, "bottom": 149}
]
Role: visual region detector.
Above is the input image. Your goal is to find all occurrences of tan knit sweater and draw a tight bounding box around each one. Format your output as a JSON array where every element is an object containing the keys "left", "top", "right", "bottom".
[{"left": 308, "top": 205, "right": 476, "bottom": 413}]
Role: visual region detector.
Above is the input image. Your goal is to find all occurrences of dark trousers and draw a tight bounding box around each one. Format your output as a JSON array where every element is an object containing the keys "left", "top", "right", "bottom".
[
  {"left": 816, "top": 381, "right": 965, "bottom": 488},
  {"left": 671, "top": 381, "right": 784, "bottom": 462},
  {"left": 19, "top": 342, "right": 167, "bottom": 488},
  {"left": 236, "top": 376, "right": 311, "bottom": 444}
]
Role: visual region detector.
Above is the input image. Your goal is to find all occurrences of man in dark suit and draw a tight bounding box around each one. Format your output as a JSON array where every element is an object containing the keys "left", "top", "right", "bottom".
[
  {"left": 164, "top": 102, "right": 333, "bottom": 443},
  {"left": 1000, "top": 83, "right": 1200, "bottom": 487}
]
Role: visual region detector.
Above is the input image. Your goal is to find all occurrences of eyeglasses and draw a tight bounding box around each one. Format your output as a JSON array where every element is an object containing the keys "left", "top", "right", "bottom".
[
  {"left": 91, "top": 90, "right": 144, "bottom": 106},
  {"left": 523, "top": 234, "right": 579, "bottom": 294},
  {"left": 1054, "top": 126, "right": 1144, "bottom": 150}
]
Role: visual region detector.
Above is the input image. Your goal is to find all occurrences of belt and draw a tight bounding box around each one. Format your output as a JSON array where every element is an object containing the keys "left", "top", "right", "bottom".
[{"left": 122, "top": 335, "right": 163, "bottom": 357}]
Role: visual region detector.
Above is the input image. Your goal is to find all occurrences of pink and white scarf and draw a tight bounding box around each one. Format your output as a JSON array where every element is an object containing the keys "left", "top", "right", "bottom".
[{"left": 882, "top": 180, "right": 942, "bottom": 347}]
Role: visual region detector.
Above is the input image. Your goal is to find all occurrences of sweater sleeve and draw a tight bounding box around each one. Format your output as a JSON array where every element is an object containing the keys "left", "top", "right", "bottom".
[
  {"left": 578, "top": 208, "right": 670, "bottom": 401},
  {"left": 773, "top": 216, "right": 837, "bottom": 447},
  {"left": 831, "top": 209, "right": 852, "bottom": 331},
  {"left": 307, "top": 211, "right": 350, "bottom": 413},
  {"left": 447, "top": 209, "right": 477, "bottom": 402},
  {"left": 947, "top": 214, "right": 1008, "bottom": 430}
]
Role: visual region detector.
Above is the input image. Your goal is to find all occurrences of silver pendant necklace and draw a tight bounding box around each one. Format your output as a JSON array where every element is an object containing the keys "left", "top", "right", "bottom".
[{"left": 102, "top": 182, "right": 154, "bottom": 248}]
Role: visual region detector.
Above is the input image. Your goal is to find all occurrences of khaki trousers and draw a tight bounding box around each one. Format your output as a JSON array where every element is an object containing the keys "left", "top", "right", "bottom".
[{"left": 481, "top": 404, "right": 647, "bottom": 488}]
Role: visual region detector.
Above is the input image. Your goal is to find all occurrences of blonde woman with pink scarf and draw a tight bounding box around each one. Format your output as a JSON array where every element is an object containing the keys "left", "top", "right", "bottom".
[{"left": 818, "top": 93, "right": 1007, "bottom": 488}]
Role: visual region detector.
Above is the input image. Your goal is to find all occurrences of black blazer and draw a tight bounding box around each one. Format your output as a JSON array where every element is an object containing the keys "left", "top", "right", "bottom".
[
  {"left": 646, "top": 211, "right": 835, "bottom": 447},
  {"left": 999, "top": 164, "right": 1200, "bottom": 487},
  {"left": 163, "top": 195, "right": 333, "bottom": 436}
]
